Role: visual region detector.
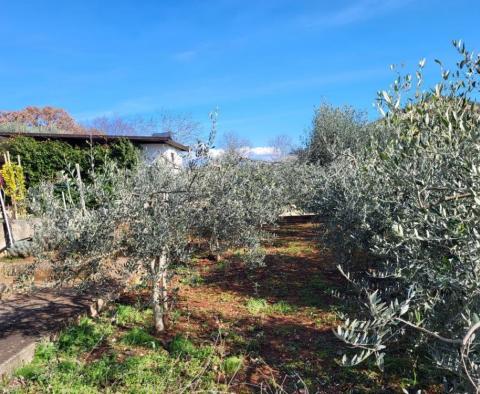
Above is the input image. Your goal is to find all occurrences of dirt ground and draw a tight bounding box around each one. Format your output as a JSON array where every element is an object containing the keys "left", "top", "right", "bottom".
[
  {"left": 1, "top": 217, "right": 447, "bottom": 393},
  {"left": 120, "top": 217, "right": 442, "bottom": 393}
]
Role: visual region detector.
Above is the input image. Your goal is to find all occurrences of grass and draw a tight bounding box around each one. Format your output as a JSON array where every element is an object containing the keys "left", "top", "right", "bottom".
[
  {"left": 215, "top": 259, "right": 231, "bottom": 271},
  {"left": 57, "top": 316, "right": 113, "bottom": 354},
  {"left": 169, "top": 335, "right": 197, "bottom": 355},
  {"left": 178, "top": 267, "right": 205, "bottom": 287},
  {"left": 245, "top": 297, "right": 296, "bottom": 315},
  {"left": 122, "top": 327, "right": 159, "bottom": 348},
  {"left": 4, "top": 305, "right": 235, "bottom": 393},
  {"left": 0, "top": 255, "right": 27, "bottom": 263},
  {"left": 115, "top": 304, "right": 152, "bottom": 326},
  {"left": 274, "top": 241, "right": 315, "bottom": 255},
  {"left": 222, "top": 355, "right": 244, "bottom": 376},
  {"left": 231, "top": 247, "right": 267, "bottom": 261}
]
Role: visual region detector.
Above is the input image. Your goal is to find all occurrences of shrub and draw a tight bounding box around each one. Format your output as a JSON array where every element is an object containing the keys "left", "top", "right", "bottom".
[
  {"left": 1, "top": 136, "right": 139, "bottom": 187},
  {"left": 0, "top": 160, "right": 26, "bottom": 216}
]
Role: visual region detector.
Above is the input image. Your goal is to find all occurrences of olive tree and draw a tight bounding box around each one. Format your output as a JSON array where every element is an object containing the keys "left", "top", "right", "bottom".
[
  {"left": 193, "top": 153, "right": 298, "bottom": 264},
  {"left": 299, "top": 103, "right": 376, "bottom": 166},
  {"left": 31, "top": 161, "right": 194, "bottom": 332},
  {"left": 29, "top": 130, "right": 303, "bottom": 333},
  {"left": 324, "top": 41, "right": 480, "bottom": 390}
]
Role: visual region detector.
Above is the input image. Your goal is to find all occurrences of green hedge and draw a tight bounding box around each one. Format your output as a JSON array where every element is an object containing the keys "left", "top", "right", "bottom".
[{"left": 0, "top": 136, "right": 140, "bottom": 187}]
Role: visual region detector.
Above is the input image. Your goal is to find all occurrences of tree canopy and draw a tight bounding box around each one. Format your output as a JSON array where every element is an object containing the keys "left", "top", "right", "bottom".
[{"left": 0, "top": 106, "right": 86, "bottom": 134}]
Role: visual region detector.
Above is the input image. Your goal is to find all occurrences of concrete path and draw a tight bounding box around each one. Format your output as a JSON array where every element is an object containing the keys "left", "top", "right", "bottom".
[{"left": 0, "top": 287, "right": 112, "bottom": 377}]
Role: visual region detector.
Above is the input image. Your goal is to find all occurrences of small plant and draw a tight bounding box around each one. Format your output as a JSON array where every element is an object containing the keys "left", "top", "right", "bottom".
[{"left": 222, "top": 355, "right": 244, "bottom": 376}]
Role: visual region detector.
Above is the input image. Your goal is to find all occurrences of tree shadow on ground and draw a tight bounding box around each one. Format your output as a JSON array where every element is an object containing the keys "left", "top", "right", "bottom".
[
  {"left": 202, "top": 216, "right": 346, "bottom": 311},
  {"left": 160, "top": 303, "right": 394, "bottom": 393},
  {"left": 0, "top": 289, "right": 93, "bottom": 340},
  {"left": 0, "top": 280, "right": 120, "bottom": 340},
  {"left": 115, "top": 217, "right": 437, "bottom": 393}
]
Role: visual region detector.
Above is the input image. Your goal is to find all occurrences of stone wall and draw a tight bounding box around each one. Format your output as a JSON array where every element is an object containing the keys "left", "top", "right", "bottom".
[{"left": 0, "top": 218, "right": 38, "bottom": 251}]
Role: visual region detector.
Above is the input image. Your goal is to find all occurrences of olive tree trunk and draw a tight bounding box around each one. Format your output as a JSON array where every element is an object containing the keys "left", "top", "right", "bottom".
[
  {"left": 210, "top": 230, "right": 221, "bottom": 262},
  {"left": 151, "top": 251, "right": 168, "bottom": 332}
]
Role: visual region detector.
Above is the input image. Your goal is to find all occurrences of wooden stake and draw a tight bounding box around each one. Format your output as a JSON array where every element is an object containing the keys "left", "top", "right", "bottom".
[
  {"left": 61, "top": 191, "right": 67, "bottom": 210},
  {"left": 75, "top": 163, "right": 86, "bottom": 214},
  {"left": 0, "top": 190, "right": 14, "bottom": 249}
]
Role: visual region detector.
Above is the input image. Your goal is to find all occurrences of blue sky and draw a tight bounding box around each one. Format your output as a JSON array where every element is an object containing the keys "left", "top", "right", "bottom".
[{"left": 0, "top": 0, "right": 479, "bottom": 148}]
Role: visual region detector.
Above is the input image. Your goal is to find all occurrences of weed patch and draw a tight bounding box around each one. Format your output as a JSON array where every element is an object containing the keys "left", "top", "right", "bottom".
[
  {"left": 122, "top": 327, "right": 159, "bottom": 349},
  {"left": 222, "top": 355, "right": 244, "bottom": 376},
  {"left": 58, "top": 316, "right": 112, "bottom": 354},
  {"left": 115, "top": 304, "right": 152, "bottom": 327},
  {"left": 245, "top": 298, "right": 296, "bottom": 315}
]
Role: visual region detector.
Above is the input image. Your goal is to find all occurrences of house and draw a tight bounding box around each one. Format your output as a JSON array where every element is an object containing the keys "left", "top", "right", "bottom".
[{"left": 0, "top": 131, "right": 189, "bottom": 166}]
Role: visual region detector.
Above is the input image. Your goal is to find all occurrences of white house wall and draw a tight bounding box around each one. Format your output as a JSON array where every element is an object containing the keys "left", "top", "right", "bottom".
[{"left": 140, "top": 143, "right": 184, "bottom": 166}]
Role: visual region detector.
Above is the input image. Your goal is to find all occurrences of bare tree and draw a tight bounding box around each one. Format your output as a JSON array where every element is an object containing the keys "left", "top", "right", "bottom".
[
  {"left": 158, "top": 111, "right": 201, "bottom": 144},
  {"left": 269, "top": 134, "right": 294, "bottom": 161},
  {"left": 87, "top": 115, "right": 137, "bottom": 135},
  {"left": 220, "top": 131, "right": 251, "bottom": 157},
  {"left": 86, "top": 111, "right": 201, "bottom": 145}
]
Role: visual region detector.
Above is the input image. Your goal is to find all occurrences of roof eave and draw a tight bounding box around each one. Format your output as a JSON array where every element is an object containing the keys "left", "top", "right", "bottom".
[{"left": 0, "top": 131, "right": 190, "bottom": 151}]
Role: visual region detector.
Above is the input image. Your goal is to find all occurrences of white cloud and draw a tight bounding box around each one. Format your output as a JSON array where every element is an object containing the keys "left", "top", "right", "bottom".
[
  {"left": 248, "top": 146, "right": 276, "bottom": 156},
  {"left": 209, "top": 146, "right": 277, "bottom": 160},
  {"left": 209, "top": 148, "right": 225, "bottom": 158}
]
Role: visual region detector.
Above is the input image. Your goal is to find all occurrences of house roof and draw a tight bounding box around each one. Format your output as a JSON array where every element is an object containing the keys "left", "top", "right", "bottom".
[{"left": 0, "top": 131, "right": 190, "bottom": 151}]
